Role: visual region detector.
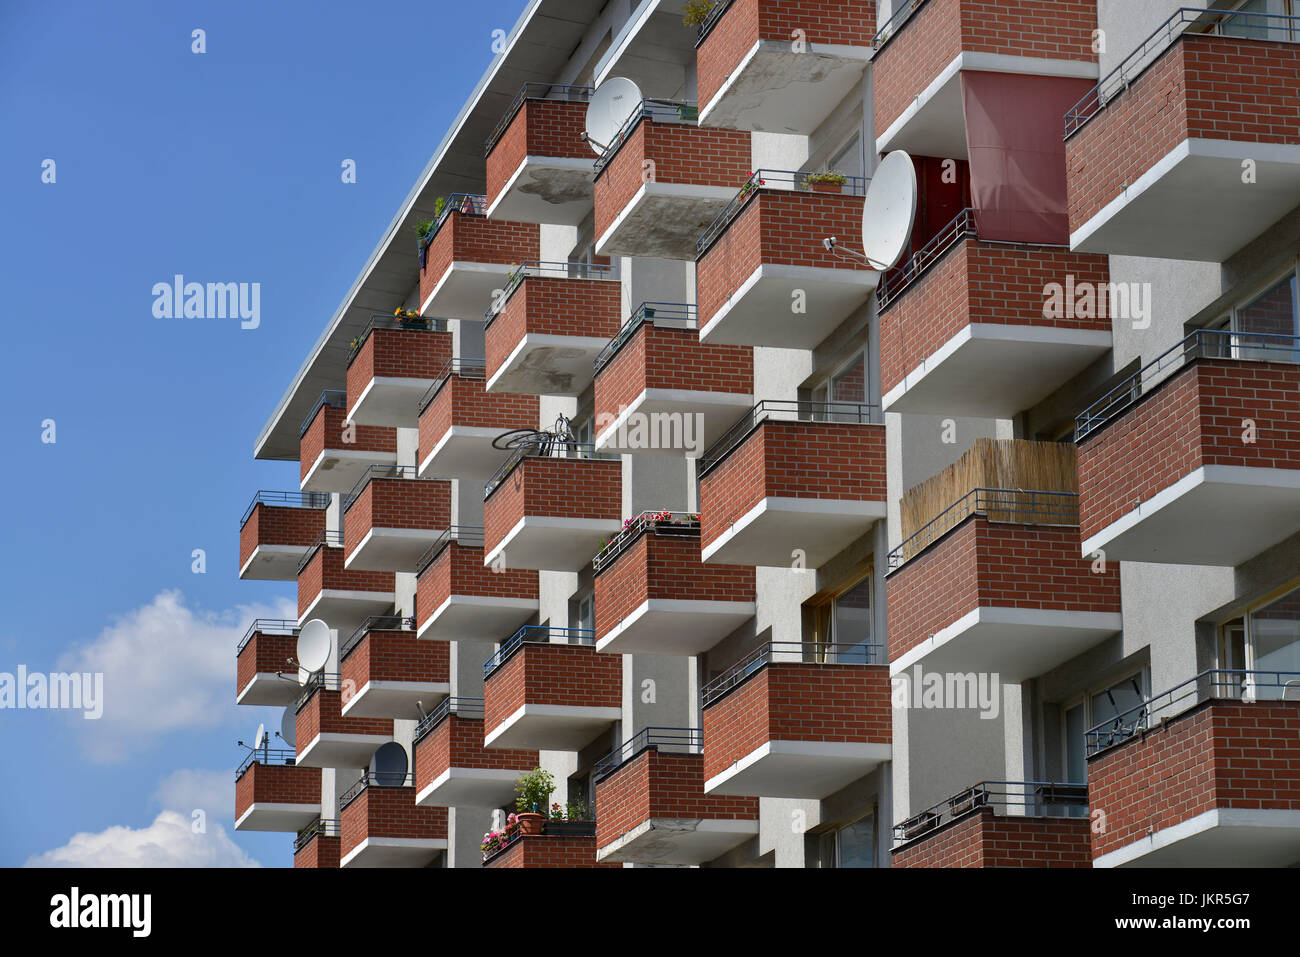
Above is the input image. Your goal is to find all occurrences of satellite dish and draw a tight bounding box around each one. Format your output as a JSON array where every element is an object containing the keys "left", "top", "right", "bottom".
[
  {"left": 296, "top": 619, "right": 332, "bottom": 674},
  {"left": 279, "top": 706, "right": 296, "bottom": 747},
  {"left": 585, "top": 77, "right": 642, "bottom": 155},
  {"left": 253, "top": 723, "right": 266, "bottom": 750},
  {"left": 861, "top": 150, "right": 918, "bottom": 271},
  {"left": 370, "top": 742, "right": 408, "bottom": 787}
]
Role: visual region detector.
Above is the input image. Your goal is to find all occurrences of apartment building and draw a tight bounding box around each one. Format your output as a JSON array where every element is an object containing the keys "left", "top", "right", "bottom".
[{"left": 234, "top": 0, "right": 1300, "bottom": 869}]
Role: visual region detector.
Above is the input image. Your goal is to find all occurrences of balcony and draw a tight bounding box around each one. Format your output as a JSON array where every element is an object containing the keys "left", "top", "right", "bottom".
[
  {"left": 483, "top": 443, "right": 622, "bottom": 573},
  {"left": 296, "top": 532, "right": 395, "bottom": 631},
  {"left": 482, "top": 821, "right": 614, "bottom": 868},
  {"left": 416, "top": 359, "right": 539, "bottom": 481},
  {"left": 484, "top": 83, "right": 595, "bottom": 226},
  {"left": 234, "top": 749, "right": 321, "bottom": 832},
  {"left": 482, "top": 627, "right": 621, "bottom": 752},
  {"left": 414, "top": 528, "right": 538, "bottom": 643},
  {"left": 594, "top": 728, "right": 758, "bottom": 865},
  {"left": 342, "top": 465, "right": 450, "bottom": 572},
  {"left": 872, "top": 0, "right": 1097, "bottom": 158},
  {"left": 238, "top": 491, "right": 328, "bottom": 580},
  {"left": 345, "top": 315, "right": 452, "bottom": 429},
  {"left": 299, "top": 391, "right": 397, "bottom": 494},
  {"left": 877, "top": 209, "right": 1113, "bottom": 418},
  {"left": 700, "top": 642, "right": 890, "bottom": 799},
  {"left": 592, "top": 303, "right": 753, "bottom": 457},
  {"left": 886, "top": 489, "right": 1122, "bottom": 682},
  {"left": 413, "top": 697, "right": 537, "bottom": 809},
  {"left": 417, "top": 194, "right": 540, "bottom": 320},
  {"left": 892, "top": 781, "right": 1091, "bottom": 868},
  {"left": 236, "top": 619, "right": 299, "bottom": 706},
  {"left": 697, "top": 401, "right": 886, "bottom": 568},
  {"left": 594, "top": 0, "right": 695, "bottom": 92},
  {"left": 593, "top": 511, "right": 755, "bottom": 657},
  {"left": 293, "top": 819, "right": 340, "bottom": 869},
  {"left": 293, "top": 673, "right": 393, "bottom": 769},
  {"left": 338, "top": 616, "right": 448, "bottom": 721},
  {"left": 484, "top": 261, "right": 622, "bottom": 396},
  {"left": 696, "top": 171, "right": 875, "bottom": 350},
  {"left": 1087, "top": 670, "right": 1300, "bottom": 868},
  {"left": 1065, "top": 8, "right": 1300, "bottom": 261},
  {"left": 1075, "top": 331, "right": 1300, "bottom": 567},
  {"left": 339, "top": 772, "right": 447, "bottom": 868},
  {"left": 694, "top": 0, "right": 874, "bottom": 134},
  {"left": 591, "top": 99, "right": 749, "bottom": 259}
]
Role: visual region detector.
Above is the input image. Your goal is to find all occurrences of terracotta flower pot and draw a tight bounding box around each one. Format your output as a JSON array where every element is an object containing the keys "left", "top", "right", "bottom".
[
  {"left": 810, "top": 180, "right": 842, "bottom": 193},
  {"left": 518, "top": 812, "right": 544, "bottom": 836}
]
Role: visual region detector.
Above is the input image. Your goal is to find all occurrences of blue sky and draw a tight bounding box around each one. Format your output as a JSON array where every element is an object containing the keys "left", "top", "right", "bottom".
[{"left": 0, "top": 0, "right": 522, "bottom": 866}]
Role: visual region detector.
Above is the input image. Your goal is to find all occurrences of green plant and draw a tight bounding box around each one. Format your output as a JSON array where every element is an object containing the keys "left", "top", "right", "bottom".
[
  {"left": 415, "top": 219, "right": 435, "bottom": 248},
  {"left": 681, "top": 0, "right": 719, "bottom": 28},
  {"left": 565, "top": 797, "right": 590, "bottom": 821},
  {"left": 549, "top": 802, "right": 565, "bottom": 822},
  {"left": 433, "top": 195, "right": 447, "bottom": 220},
  {"left": 806, "top": 170, "right": 848, "bottom": 185},
  {"left": 514, "top": 767, "right": 555, "bottom": 813}
]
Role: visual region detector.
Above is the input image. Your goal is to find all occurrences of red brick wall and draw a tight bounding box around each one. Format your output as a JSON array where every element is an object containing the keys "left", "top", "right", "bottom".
[
  {"left": 340, "top": 786, "right": 447, "bottom": 858},
  {"left": 343, "top": 477, "right": 449, "bottom": 562},
  {"left": 416, "top": 542, "right": 539, "bottom": 626},
  {"left": 235, "top": 762, "right": 321, "bottom": 819},
  {"left": 486, "top": 99, "right": 591, "bottom": 209},
  {"left": 239, "top": 503, "right": 325, "bottom": 571},
  {"left": 594, "top": 531, "right": 755, "bottom": 642},
  {"left": 294, "top": 834, "right": 340, "bottom": 869},
  {"left": 886, "top": 516, "right": 1121, "bottom": 660},
  {"left": 413, "top": 715, "right": 537, "bottom": 796},
  {"left": 236, "top": 631, "right": 296, "bottom": 696},
  {"left": 483, "top": 457, "right": 622, "bottom": 561},
  {"left": 341, "top": 630, "right": 448, "bottom": 692},
  {"left": 485, "top": 277, "right": 622, "bottom": 387},
  {"left": 297, "top": 546, "right": 394, "bottom": 618},
  {"left": 295, "top": 689, "right": 392, "bottom": 757},
  {"left": 300, "top": 405, "right": 396, "bottom": 484},
  {"left": 697, "top": 0, "right": 876, "bottom": 111},
  {"left": 593, "top": 119, "right": 750, "bottom": 240},
  {"left": 697, "top": 191, "right": 866, "bottom": 330},
  {"left": 420, "top": 212, "right": 539, "bottom": 308},
  {"left": 879, "top": 241, "right": 1111, "bottom": 396},
  {"left": 595, "top": 750, "right": 758, "bottom": 853},
  {"left": 483, "top": 642, "right": 621, "bottom": 739},
  {"left": 1068, "top": 36, "right": 1300, "bottom": 235},
  {"left": 892, "top": 808, "right": 1092, "bottom": 867},
  {"left": 873, "top": 0, "right": 1097, "bottom": 136},
  {"left": 701, "top": 663, "right": 890, "bottom": 783},
  {"left": 417, "top": 374, "right": 538, "bottom": 470},
  {"left": 1078, "top": 360, "right": 1300, "bottom": 543},
  {"left": 699, "top": 421, "right": 886, "bottom": 552},
  {"left": 346, "top": 328, "right": 453, "bottom": 418},
  {"left": 1088, "top": 700, "right": 1300, "bottom": 860},
  {"left": 484, "top": 834, "right": 618, "bottom": 868}
]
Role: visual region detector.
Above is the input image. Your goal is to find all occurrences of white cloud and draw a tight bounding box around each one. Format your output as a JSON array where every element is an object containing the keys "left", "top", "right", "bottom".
[
  {"left": 57, "top": 590, "right": 296, "bottom": 762},
  {"left": 24, "top": 811, "right": 260, "bottom": 868},
  {"left": 153, "top": 769, "right": 233, "bottom": 821}
]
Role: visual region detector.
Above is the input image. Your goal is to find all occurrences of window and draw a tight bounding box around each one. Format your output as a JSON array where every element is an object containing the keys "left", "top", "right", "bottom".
[
  {"left": 1222, "top": 0, "right": 1297, "bottom": 40},
  {"left": 819, "top": 809, "right": 876, "bottom": 867},
  {"left": 811, "top": 350, "right": 870, "bottom": 422},
  {"left": 576, "top": 594, "right": 594, "bottom": 633},
  {"left": 1221, "top": 582, "right": 1300, "bottom": 697},
  {"left": 805, "top": 570, "right": 875, "bottom": 663},
  {"left": 1060, "top": 670, "right": 1146, "bottom": 785},
  {"left": 1206, "top": 263, "right": 1300, "bottom": 361},
  {"left": 829, "top": 133, "right": 864, "bottom": 180}
]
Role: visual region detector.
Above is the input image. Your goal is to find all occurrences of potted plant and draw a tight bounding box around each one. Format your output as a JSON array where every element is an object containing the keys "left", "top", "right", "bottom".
[
  {"left": 681, "top": 0, "right": 719, "bottom": 29},
  {"left": 806, "top": 171, "right": 848, "bottom": 193},
  {"left": 415, "top": 218, "right": 435, "bottom": 250},
  {"left": 514, "top": 767, "right": 555, "bottom": 835}
]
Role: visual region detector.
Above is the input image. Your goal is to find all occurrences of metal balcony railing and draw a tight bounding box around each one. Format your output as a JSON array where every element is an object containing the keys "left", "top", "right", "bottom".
[
  {"left": 872, "top": 0, "right": 932, "bottom": 51},
  {"left": 894, "top": 780, "right": 1089, "bottom": 844},
  {"left": 235, "top": 747, "right": 298, "bottom": 780},
  {"left": 413, "top": 696, "right": 485, "bottom": 745},
  {"left": 593, "top": 98, "right": 699, "bottom": 172},
  {"left": 417, "top": 193, "right": 488, "bottom": 268},
  {"left": 696, "top": 168, "right": 870, "bottom": 258},
  {"left": 1065, "top": 8, "right": 1300, "bottom": 138},
  {"left": 342, "top": 464, "right": 422, "bottom": 513},
  {"left": 417, "top": 357, "right": 487, "bottom": 415},
  {"left": 339, "top": 615, "right": 415, "bottom": 662},
  {"left": 299, "top": 390, "right": 347, "bottom": 437},
  {"left": 484, "top": 83, "right": 594, "bottom": 156},
  {"left": 483, "top": 438, "right": 606, "bottom": 501},
  {"left": 875, "top": 207, "right": 977, "bottom": 313},
  {"left": 1085, "top": 669, "right": 1300, "bottom": 757},
  {"left": 294, "top": 818, "right": 340, "bottom": 852},
  {"left": 698, "top": 399, "right": 879, "bottom": 478},
  {"left": 482, "top": 626, "right": 595, "bottom": 681},
  {"left": 1074, "top": 329, "right": 1300, "bottom": 442},
  {"left": 694, "top": 0, "right": 735, "bottom": 45},
  {"left": 886, "top": 489, "right": 1081, "bottom": 572},
  {"left": 594, "top": 727, "right": 702, "bottom": 781},
  {"left": 346, "top": 313, "right": 447, "bottom": 364},
  {"left": 415, "top": 525, "right": 486, "bottom": 577},
  {"left": 700, "top": 641, "right": 885, "bottom": 709},
  {"left": 294, "top": 672, "right": 342, "bottom": 713},
  {"left": 341, "top": 771, "right": 415, "bottom": 809},
  {"left": 593, "top": 302, "right": 697, "bottom": 374},
  {"left": 483, "top": 260, "right": 617, "bottom": 324},
  {"left": 236, "top": 618, "right": 298, "bottom": 656},
  {"left": 239, "top": 490, "right": 330, "bottom": 528},
  {"left": 296, "top": 530, "right": 344, "bottom": 574},
  {"left": 592, "top": 510, "right": 701, "bottom": 574},
  {"left": 482, "top": 819, "right": 599, "bottom": 864}
]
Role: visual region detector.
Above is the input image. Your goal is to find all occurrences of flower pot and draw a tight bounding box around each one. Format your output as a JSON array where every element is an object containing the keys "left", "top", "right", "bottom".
[
  {"left": 517, "top": 812, "right": 544, "bottom": 836},
  {"left": 809, "top": 181, "right": 842, "bottom": 193}
]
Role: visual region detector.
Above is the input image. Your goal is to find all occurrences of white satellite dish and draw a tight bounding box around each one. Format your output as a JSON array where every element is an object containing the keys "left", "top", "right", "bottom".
[
  {"left": 296, "top": 619, "right": 332, "bottom": 675},
  {"left": 253, "top": 723, "right": 266, "bottom": 750},
  {"left": 279, "top": 706, "right": 296, "bottom": 747},
  {"left": 861, "top": 150, "right": 918, "bottom": 271},
  {"left": 585, "top": 77, "right": 642, "bottom": 155},
  {"left": 370, "top": 741, "right": 408, "bottom": 787}
]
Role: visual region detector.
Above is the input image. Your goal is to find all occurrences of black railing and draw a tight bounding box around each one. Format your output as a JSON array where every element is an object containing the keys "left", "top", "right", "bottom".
[
  {"left": 594, "top": 302, "right": 697, "bottom": 373},
  {"left": 339, "top": 615, "right": 415, "bottom": 661},
  {"left": 296, "top": 530, "right": 344, "bottom": 574},
  {"left": 235, "top": 747, "right": 298, "bottom": 780},
  {"left": 240, "top": 490, "right": 330, "bottom": 528},
  {"left": 876, "top": 207, "right": 977, "bottom": 312},
  {"left": 341, "top": 771, "right": 415, "bottom": 809},
  {"left": 484, "top": 82, "right": 594, "bottom": 156},
  {"left": 1085, "top": 669, "right": 1300, "bottom": 757},
  {"left": 342, "top": 464, "right": 421, "bottom": 513},
  {"left": 483, "top": 626, "right": 595, "bottom": 681},
  {"left": 886, "top": 489, "right": 1080, "bottom": 572},
  {"left": 346, "top": 313, "right": 446, "bottom": 364},
  {"left": 482, "top": 819, "right": 598, "bottom": 864},
  {"left": 299, "top": 390, "right": 347, "bottom": 437},
  {"left": 295, "top": 671, "right": 342, "bottom": 713},
  {"left": 593, "top": 98, "right": 699, "bottom": 172},
  {"left": 594, "top": 727, "right": 702, "bottom": 781},
  {"left": 236, "top": 618, "right": 298, "bottom": 656},
  {"left": 701, "top": 641, "right": 885, "bottom": 709},
  {"left": 698, "top": 399, "right": 879, "bottom": 478},
  {"left": 1065, "top": 8, "right": 1300, "bottom": 138},
  {"left": 483, "top": 260, "right": 617, "bottom": 324},
  {"left": 1074, "top": 329, "right": 1300, "bottom": 442},
  {"left": 413, "top": 696, "right": 485, "bottom": 744},
  {"left": 294, "top": 818, "right": 339, "bottom": 852},
  {"left": 415, "top": 526, "right": 486, "bottom": 577},
  {"left": 593, "top": 510, "right": 701, "bottom": 574},
  {"left": 694, "top": 0, "right": 735, "bottom": 45},
  {"left": 697, "top": 168, "right": 870, "bottom": 258},
  {"left": 483, "top": 438, "right": 603, "bottom": 500},
  {"left": 872, "top": 0, "right": 932, "bottom": 51},
  {"left": 894, "top": 780, "right": 1089, "bottom": 844},
  {"left": 417, "top": 358, "right": 487, "bottom": 415},
  {"left": 418, "top": 193, "right": 488, "bottom": 267}
]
